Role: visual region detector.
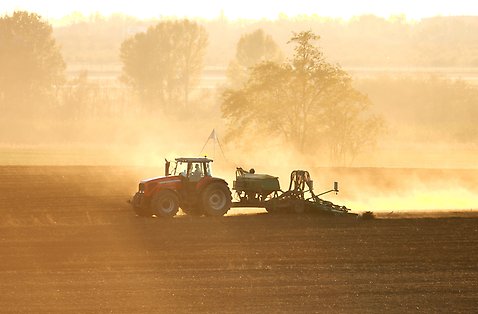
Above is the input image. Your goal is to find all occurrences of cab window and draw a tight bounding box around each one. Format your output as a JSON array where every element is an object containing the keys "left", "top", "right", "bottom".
[
  {"left": 175, "top": 161, "right": 188, "bottom": 176},
  {"left": 189, "top": 162, "right": 204, "bottom": 181}
]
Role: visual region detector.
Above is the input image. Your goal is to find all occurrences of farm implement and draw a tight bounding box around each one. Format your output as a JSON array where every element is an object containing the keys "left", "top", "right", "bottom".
[
  {"left": 232, "top": 167, "right": 356, "bottom": 217},
  {"left": 131, "top": 157, "right": 357, "bottom": 218}
]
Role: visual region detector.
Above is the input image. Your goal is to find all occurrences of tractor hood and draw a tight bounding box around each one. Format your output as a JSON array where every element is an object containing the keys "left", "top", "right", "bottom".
[
  {"left": 140, "top": 176, "right": 182, "bottom": 184},
  {"left": 138, "top": 175, "right": 183, "bottom": 195},
  {"left": 140, "top": 176, "right": 166, "bottom": 184}
]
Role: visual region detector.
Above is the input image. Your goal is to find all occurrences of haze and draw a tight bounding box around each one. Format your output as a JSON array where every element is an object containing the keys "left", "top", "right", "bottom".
[{"left": 2, "top": 0, "right": 478, "bottom": 22}]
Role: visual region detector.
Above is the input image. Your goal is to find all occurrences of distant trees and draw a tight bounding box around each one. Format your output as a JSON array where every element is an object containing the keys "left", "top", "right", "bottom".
[
  {"left": 222, "top": 31, "right": 383, "bottom": 164},
  {"left": 227, "top": 29, "right": 282, "bottom": 88},
  {"left": 0, "top": 11, "right": 65, "bottom": 116},
  {"left": 53, "top": 15, "right": 478, "bottom": 70},
  {"left": 235, "top": 29, "right": 283, "bottom": 68},
  {"left": 120, "top": 19, "right": 208, "bottom": 112}
]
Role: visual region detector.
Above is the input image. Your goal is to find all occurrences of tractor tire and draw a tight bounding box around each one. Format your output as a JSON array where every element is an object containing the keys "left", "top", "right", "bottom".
[
  {"left": 151, "top": 190, "right": 179, "bottom": 218},
  {"left": 201, "top": 182, "right": 232, "bottom": 217}
]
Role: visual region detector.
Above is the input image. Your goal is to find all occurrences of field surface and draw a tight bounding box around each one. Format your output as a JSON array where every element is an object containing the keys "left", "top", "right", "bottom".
[{"left": 0, "top": 166, "right": 477, "bottom": 313}]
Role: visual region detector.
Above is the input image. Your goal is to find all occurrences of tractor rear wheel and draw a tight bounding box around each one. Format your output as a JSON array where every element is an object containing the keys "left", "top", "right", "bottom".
[
  {"left": 202, "top": 183, "right": 231, "bottom": 216},
  {"left": 151, "top": 190, "right": 179, "bottom": 218}
]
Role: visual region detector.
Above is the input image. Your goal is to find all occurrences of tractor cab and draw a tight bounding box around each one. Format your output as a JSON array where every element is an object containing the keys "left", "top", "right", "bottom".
[{"left": 166, "top": 157, "right": 213, "bottom": 182}]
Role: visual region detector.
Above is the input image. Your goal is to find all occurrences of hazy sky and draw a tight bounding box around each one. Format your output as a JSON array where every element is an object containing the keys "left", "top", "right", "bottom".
[{"left": 1, "top": 0, "right": 477, "bottom": 21}]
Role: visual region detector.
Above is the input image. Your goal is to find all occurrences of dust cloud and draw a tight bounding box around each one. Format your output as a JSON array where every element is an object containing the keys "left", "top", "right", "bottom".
[{"left": 314, "top": 168, "right": 478, "bottom": 212}]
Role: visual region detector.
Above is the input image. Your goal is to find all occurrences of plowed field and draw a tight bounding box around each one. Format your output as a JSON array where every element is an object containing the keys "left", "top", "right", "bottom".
[{"left": 0, "top": 166, "right": 477, "bottom": 313}]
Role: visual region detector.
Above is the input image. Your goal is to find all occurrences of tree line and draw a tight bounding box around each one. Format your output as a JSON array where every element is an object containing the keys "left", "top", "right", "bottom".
[
  {"left": 53, "top": 14, "right": 478, "bottom": 67},
  {"left": 3, "top": 11, "right": 478, "bottom": 164}
]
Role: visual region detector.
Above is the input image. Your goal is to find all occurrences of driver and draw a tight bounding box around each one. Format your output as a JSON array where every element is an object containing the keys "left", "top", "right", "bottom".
[{"left": 192, "top": 164, "right": 203, "bottom": 177}]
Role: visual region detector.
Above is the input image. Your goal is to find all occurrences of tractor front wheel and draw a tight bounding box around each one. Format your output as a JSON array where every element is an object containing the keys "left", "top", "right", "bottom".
[
  {"left": 202, "top": 183, "right": 231, "bottom": 217},
  {"left": 151, "top": 190, "right": 179, "bottom": 218}
]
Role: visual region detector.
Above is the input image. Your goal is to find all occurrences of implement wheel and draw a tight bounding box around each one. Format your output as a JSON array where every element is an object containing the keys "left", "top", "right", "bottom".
[
  {"left": 151, "top": 190, "right": 179, "bottom": 218},
  {"left": 202, "top": 183, "right": 232, "bottom": 216}
]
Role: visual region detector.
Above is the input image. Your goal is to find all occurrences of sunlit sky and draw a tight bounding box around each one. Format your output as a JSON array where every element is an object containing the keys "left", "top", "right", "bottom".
[{"left": 1, "top": 0, "right": 477, "bottom": 22}]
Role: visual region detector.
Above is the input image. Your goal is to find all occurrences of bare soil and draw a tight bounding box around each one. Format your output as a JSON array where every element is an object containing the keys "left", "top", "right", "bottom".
[{"left": 0, "top": 166, "right": 477, "bottom": 313}]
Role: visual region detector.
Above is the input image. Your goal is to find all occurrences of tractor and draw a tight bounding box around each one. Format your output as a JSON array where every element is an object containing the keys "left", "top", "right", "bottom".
[{"left": 131, "top": 157, "right": 232, "bottom": 217}]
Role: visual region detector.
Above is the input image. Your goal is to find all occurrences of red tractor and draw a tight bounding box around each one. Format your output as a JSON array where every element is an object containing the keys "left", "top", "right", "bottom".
[{"left": 131, "top": 157, "right": 232, "bottom": 217}]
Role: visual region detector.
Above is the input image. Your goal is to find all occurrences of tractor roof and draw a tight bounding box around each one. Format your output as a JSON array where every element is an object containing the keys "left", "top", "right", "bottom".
[{"left": 175, "top": 157, "right": 213, "bottom": 163}]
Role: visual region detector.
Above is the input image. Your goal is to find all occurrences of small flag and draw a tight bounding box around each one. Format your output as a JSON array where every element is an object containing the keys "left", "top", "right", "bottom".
[{"left": 208, "top": 129, "right": 217, "bottom": 141}]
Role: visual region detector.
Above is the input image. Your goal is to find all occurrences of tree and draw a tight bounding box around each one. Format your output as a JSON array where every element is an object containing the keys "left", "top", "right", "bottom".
[
  {"left": 221, "top": 31, "right": 383, "bottom": 164},
  {"left": 236, "top": 29, "right": 283, "bottom": 68},
  {"left": 226, "top": 29, "right": 282, "bottom": 88},
  {"left": 120, "top": 19, "right": 208, "bottom": 112},
  {"left": 0, "top": 11, "right": 65, "bottom": 116}
]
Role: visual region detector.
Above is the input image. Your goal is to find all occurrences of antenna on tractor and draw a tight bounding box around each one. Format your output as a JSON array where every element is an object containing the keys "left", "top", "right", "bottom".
[{"left": 200, "top": 129, "right": 227, "bottom": 161}]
